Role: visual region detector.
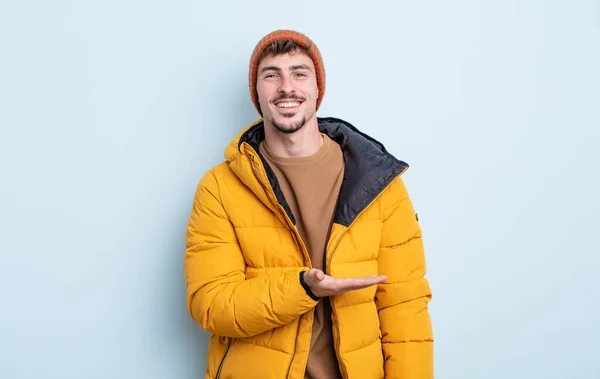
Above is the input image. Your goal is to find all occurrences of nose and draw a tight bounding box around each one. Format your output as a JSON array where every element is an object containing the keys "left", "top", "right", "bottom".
[{"left": 278, "top": 74, "right": 295, "bottom": 94}]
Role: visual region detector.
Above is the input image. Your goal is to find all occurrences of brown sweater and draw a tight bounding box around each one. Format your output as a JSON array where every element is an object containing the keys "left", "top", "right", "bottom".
[{"left": 260, "top": 134, "right": 344, "bottom": 379}]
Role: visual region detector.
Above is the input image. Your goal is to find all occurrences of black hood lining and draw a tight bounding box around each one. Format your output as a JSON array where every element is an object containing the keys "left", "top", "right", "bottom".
[{"left": 238, "top": 117, "right": 408, "bottom": 227}]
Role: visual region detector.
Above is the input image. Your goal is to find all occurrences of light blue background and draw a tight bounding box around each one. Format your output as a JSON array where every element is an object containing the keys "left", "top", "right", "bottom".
[{"left": 1, "top": 1, "right": 599, "bottom": 378}]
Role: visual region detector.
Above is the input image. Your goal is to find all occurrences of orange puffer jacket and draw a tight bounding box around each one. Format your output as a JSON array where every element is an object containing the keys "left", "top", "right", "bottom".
[{"left": 184, "top": 117, "right": 433, "bottom": 379}]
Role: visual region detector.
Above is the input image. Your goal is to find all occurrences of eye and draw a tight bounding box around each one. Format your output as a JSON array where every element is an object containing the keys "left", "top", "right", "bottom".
[
  {"left": 294, "top": 72, "right": 307, "bottom": 77},
  {"left": 264, "top": 73, "right": 277, "bottom": 79}
]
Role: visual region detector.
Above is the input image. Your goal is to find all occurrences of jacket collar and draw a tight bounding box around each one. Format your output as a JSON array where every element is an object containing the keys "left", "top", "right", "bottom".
[{"left": 226, "top": 117, "right": 408, "bottom": 227}]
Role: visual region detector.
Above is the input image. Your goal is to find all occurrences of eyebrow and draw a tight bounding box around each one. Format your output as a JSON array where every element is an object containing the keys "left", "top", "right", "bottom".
[
  {"left": 259, "top": 65, "right": 281, "bottom": 74},
  {"left": 260, "top": 64, "right": 313, "bottom": 74},
  {"left": 290, "top": 64, "right": 312, "bottom": 71}
]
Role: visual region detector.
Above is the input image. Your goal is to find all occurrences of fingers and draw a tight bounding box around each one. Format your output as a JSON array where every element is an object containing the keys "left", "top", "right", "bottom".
[
  {"left": 336, "top": 275, "right": 388, "bottom": 292},
  {"left": 305, "top": 270, "right": 385, "bottom": 297},
  {"left": 348, "top": 275, "right": 387, "bottom": 285}
]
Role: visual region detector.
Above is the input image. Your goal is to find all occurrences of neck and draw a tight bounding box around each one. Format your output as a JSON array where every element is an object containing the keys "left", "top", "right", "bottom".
[{"left": 263, "top": 116, "right": 323, "bottom": 158}]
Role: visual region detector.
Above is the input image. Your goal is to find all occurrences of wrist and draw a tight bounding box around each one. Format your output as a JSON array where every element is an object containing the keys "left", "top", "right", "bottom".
[{"left": 299, "top": 271, "right": 320, "bottom": 301}]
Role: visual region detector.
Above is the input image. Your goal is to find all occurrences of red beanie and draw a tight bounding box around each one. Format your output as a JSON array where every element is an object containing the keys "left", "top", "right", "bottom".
[{"left": 248, "top": 30, "right": 326, "bottom": 116}]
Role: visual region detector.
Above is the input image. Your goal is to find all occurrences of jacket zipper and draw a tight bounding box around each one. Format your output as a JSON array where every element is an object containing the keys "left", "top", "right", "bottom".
[
  {"left": 215, "top": 339, "right": 231, "bottom": 379},
  {"left": 285, "top": 318, "right": 303, "bottom": 379},
  {"left": 326, "top": 167, "right": 408, "bottom": 379},
  {"left": 246, "top": 145, "right": 313, "bottom": 379}
]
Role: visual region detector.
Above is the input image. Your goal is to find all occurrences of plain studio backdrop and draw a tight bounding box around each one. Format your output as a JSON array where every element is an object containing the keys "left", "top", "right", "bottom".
[{"left": 1, "top": 1, "right": 599, "bottom": 378}]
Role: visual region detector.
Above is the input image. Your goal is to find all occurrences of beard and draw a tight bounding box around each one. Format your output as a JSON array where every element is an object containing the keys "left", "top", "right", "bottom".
[{"left": 269, "top": 113, "right": 308, "bottom": 134}]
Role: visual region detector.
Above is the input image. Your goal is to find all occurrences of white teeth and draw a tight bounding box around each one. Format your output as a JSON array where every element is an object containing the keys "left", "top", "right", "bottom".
[{"left": 277, "top": 102, "right": 300, "bottom": 108}]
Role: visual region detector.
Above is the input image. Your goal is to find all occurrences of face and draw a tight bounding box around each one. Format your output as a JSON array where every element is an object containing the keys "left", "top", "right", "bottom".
[{"left": 256, "top": 50, "right": 318, "bottom": 134}]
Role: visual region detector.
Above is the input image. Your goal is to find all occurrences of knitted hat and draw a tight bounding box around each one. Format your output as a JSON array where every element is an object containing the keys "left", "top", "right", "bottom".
[{"left": 249, "top": 30, "right": 326, "bottom": 116}]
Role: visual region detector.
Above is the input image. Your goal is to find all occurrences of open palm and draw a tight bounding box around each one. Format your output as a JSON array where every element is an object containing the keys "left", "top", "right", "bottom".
[{"left": 303, "top": 268, "right": 388, "bottom": 298}]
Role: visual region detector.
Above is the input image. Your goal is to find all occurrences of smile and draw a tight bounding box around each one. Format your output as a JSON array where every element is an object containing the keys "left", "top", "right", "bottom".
[{"left": 276, "top": 101, "right": 302, "bottom": 108}]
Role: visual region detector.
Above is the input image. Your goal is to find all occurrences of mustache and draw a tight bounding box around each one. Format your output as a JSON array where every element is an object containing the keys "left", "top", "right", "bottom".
[{"left": 270, "top": 94, "right": 306, "bottom": 104}]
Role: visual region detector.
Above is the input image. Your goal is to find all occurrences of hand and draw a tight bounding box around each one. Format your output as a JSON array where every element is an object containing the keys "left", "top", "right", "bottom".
[{"left": 302, "top": 268, "right": 388, "bottom": 298}]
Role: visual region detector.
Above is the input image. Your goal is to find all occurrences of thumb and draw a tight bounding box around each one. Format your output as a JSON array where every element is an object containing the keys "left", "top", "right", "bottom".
[{"left": 315, "top": 270, "right": 325, "bottom": 281}]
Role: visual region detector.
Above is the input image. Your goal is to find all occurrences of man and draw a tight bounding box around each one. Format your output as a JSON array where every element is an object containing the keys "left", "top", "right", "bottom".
[{"left": 184, "top": 30, "right": 433, "bottom": 379}]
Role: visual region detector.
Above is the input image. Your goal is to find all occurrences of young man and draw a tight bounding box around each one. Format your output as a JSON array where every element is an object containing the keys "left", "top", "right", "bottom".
[{"left": 184, "top": 30, "right": 433, "bottom": 379}]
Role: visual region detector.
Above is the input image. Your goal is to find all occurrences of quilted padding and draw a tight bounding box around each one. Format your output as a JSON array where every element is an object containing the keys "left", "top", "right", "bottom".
[{"left": 184, "top": 118, "right": 433, "bottom": 378}]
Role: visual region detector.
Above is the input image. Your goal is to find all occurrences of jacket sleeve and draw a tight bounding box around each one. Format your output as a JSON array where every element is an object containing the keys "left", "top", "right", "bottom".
[
  {"left": 375, "top": 176, "right": 434, "bottom": 379},
  {"left": 184, "top": 170, "right": 318, "bottom": 338}
]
